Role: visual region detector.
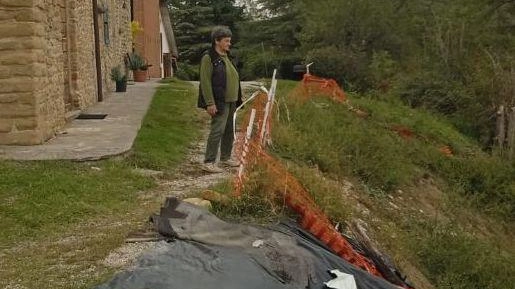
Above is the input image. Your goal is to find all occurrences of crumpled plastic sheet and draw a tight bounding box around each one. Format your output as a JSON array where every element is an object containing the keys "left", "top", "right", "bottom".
[
  {"left": 325, "top": 270, "right": 358, "bottom": 289},
  {"left": 94, "top": 199, "right": 398, "bottom": 289}
]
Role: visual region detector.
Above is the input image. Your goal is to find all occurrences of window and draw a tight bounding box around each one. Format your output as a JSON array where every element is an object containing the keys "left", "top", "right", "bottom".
[{"left": 103, "top": 7, "right": 110, "bottom": 45}]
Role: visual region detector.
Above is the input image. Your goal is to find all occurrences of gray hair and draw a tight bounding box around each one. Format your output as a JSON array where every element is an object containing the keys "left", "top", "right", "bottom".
[{"left": 211, "top": 26, "right": 232, "bottom": 43}]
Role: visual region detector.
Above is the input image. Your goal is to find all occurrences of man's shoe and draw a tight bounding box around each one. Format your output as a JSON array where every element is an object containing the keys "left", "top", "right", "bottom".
[
  {"left": 220, "top": 158, "right": 240, "bottom": 167},
  {"left": 201, "top": 162, "right": 224, "bottom": 173}
]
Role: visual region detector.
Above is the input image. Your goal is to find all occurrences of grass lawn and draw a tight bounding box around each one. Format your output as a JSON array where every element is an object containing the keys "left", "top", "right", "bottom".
[
  {"left": 130, "top": 79, "right": 203, "bottom": 169},
  {"left": 0, "top": 79, "right": 202, "bottom": 289}
]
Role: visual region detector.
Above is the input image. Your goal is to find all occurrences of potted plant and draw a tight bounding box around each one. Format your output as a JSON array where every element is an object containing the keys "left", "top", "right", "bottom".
[
  {"left": 128, "top": 52, "right": 147, "bottom": 82},
  {"left": 110, "top": 65, "right": 127, "bottom": 92}
]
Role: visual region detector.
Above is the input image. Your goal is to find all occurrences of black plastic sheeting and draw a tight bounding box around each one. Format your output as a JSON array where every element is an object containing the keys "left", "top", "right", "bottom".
[{"left": 95, "top": 199, "right": 398, "bottom": 289}]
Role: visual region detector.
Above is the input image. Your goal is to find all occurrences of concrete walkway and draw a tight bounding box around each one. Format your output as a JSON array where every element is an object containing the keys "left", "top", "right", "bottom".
[{"left": 0, "top": 80, "right": 160, "bottom": 161}]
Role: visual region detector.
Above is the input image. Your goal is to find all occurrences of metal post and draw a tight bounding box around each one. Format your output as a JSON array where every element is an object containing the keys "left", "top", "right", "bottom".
[
  {"left": 261, "top": 42, "right": 268, "bottom": 78},
  {"left": 92, "top": 0, "right": 103, "bottom": 102},
  {"left": 238, "top": 109, "right": 257, "bottom": 180},
  {"left": 260, "top": 69, "right": 277, "bottom": 144}
]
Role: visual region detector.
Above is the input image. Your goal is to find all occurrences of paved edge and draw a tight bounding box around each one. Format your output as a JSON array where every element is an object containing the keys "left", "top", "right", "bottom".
[{"left": 0, "top": 80, "right": 161, "bottom": 161}]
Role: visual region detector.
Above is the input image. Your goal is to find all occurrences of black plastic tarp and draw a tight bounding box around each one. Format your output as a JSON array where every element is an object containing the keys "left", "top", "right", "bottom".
[{"left": 94, "top": 199, "right": 398, "bottom": 289}]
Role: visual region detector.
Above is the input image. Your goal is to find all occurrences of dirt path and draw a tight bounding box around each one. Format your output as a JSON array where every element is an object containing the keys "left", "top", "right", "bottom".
[
  {"left": 101, "top": 81, "right": 263, "bottom": 273},
  {"left": 147, "top": 80, "right": 262, "bottom": 199},
  {"left": 1, "top": 128, "right": 234, "bottom": 289},
  {"left": 1, "top": 81, "right": 263, "bottom": 289},
  {"left": 104, "top": 138, "right": 229, "bottom": 267}
]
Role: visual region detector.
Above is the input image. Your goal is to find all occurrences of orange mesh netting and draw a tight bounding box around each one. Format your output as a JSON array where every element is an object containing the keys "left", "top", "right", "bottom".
[
  {"left": 231, "top": 73, "right": 413, "bottom": 288},
  {"left": 297, "top": 74, "right": 347, "bottom": 103}
]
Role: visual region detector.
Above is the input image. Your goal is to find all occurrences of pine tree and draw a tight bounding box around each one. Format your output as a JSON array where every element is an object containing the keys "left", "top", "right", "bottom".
[{"left": 166, "top": 0, "right": 243, "bottom": 64}]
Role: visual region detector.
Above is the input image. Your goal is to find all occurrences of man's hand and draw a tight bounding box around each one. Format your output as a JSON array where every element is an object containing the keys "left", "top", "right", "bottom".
[{"left": 207, "top": 104, "right": 217, "bottom": 116}]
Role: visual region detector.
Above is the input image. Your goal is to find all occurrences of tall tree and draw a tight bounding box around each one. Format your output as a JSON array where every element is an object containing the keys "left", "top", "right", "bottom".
[
  {"left": 167, "top": 0, "right": 244, "bottom": 64},
  {"left": 291, "top": 0, "right": 514, "bottom": 146},
  {"left": 235, "top": 0, "right": 301, "bottom": 79}
]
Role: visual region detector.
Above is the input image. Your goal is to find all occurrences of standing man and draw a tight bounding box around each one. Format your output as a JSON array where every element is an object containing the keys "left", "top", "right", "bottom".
[{"left": 198, "top": 26, "right": 243, "bottom": 173}]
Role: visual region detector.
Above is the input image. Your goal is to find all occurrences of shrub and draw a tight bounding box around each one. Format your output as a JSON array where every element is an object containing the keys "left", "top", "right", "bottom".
[
  {"left": 368, "top": 51, "right": 398, "bottom": 93},
  {"left": 238, "top": 46, "right": 303, "bottom": 81},
  {"left": 306, "top": 46, "right": 370, "bottom": 91},
  {"left": 273, "top": 80, "right": 515, "bottom": 219},
  {"left": 110, "top": 66, "right": 126, "bottom": 82},
  {"left": 395, "top": 70, "right": 470, "bottom": 115},
  {"left": 128, "top": 52, "right": 145, "bottom": 71},
  {"left": 175, "top": 63, "right": 199, "bottom": 81},
  {"left": 414, "top": 222, "right": 515, "bottom": 289}
]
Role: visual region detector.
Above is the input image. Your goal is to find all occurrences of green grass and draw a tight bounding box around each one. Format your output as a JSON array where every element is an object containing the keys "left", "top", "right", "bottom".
[
  {"left": 0, "top": 160, "right": 153, "bottom": 247},
  {"left": 273, "top": 80, "right": 515, "bottom": 220},
  {"left": 352, "top": 93, "right": 477, "bottom": 153},
  {"left": 0, "top": 79, "right": 202, "bottom": 289},
  {"left": 130, "top": 79, "right": 203, "bottom": 170},
  {"left": 412, "top": 221, "right": 515, "bottom": 289},
  {"left": 227, "top": 79, "right": 515, "bottom": 289}
]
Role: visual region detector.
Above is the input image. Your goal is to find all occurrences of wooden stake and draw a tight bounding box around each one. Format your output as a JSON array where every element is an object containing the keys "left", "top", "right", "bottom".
[
  {"left": 496, "top": 105, "right": 506, "bottom": 153},
  {"left": 507, "top": 107, "right": 515, "bottom": 160}
]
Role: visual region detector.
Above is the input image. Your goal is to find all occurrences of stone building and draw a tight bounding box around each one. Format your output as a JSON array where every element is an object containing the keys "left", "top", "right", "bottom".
[
  {"left": 133, "top": 0, "right": 178, "bottom": 79},
  {"left": 0, "top": 0, "right": 132, "bottom": 145}
]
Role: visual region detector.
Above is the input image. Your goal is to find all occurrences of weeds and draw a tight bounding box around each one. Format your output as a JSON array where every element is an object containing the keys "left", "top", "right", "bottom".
[
  {"left": 272, "top": 81, "right": 514, "bottom": 220},
  {"left": 413, "top": 221, "right": 515, "bottom": 289},
  {"left": 265, "top": 79, "right": 515, "bottom": 289},
  {"left": 209, "top": 168, "right": 287, "bottom": 224}
]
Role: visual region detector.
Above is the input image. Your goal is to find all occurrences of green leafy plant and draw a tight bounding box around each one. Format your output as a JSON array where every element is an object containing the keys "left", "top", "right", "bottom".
[
  {"left": 128, "top": 52, "right": 145, "bottom": 71},
  {"left": 175, "top": 63, "right": 199, "bottom": 81},
  {"left": 110, "top": 66, "right": 127, "bottom": 82}
]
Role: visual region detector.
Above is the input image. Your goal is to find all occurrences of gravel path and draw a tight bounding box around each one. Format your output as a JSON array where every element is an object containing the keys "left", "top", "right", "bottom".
[{"left": 102, "top": 81, "right": 262, "bottom": 270}]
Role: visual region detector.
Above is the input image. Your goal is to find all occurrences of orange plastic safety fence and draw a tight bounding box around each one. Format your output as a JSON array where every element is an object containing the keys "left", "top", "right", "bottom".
[
  {"left": 301, "top": 74, "right": 347, "bottom": 103},
  {"left": 232, "top": 75, "right": 412, "bottom": 288},
  {"left": 257, "top": 151, "right": 383, "bottom": 277}
]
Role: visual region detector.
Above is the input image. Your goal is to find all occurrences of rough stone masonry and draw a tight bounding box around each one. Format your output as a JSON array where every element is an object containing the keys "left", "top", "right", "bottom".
[{"left": 0, "top": 0, "right": 131, "bottom": 145}]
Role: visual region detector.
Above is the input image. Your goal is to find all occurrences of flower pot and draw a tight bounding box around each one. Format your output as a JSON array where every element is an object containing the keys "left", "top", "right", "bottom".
[
  {"left": 115, "top": 80, "right": 127, "bottom": 92},
  {"left": 133, "top": 69, "right": 147, "bottom": 82}
]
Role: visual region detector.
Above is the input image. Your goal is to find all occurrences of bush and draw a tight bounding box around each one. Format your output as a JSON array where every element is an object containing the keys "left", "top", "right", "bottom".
[
  {"left": 436, "top": 155, "right": 515, "bottom": 218},
  {"left": 395, "top": 70, "right": 469, "bottom": 115},
  {"left": 368, "top": 51, "right": 398, "bottom": 93},
  {"left": 241, "top": 52, "right": 279, "bottom": 80},
  {"left": 306, "top": 46, "right": 370, "bottom": 91},
  {"left": 175, "top": 63, "right": 199, "bottom": 81},
  {"left": 414, "top": 222, "right": 515, "bottom": 289},
  {"left": 273, "top": 80, "right": 515, "bottom": 220},
  {"left": 110, "top": 66, "right": 127, "bottom": 82},
  {"left": 238, "top": 46, "right": 303, "bottom": 81},
  {"left": 128, "top": 52, "right": 145, "bottom": 71}
]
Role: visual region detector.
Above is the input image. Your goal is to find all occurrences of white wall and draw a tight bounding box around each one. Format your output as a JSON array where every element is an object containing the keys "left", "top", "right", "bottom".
[{"left": 159, "top": 12, "right": 170, "bottom": 78}]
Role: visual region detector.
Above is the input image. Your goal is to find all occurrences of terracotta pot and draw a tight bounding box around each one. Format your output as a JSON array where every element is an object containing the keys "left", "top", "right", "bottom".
[{"left": 133, "top": 69, "right": 147, "bottom": 82}]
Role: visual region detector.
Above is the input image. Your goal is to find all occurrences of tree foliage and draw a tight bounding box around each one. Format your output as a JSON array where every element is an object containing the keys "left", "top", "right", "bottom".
[
  {"left": 169, "top": 0, "right": 514, "bottom": 145},
  {"left": 236, "top": 0, "right": 514, "bottom": 147},
  {"left": 234, "top": 0, "right": 301, "bottom": 79},
  {"left": 167, "top": 0, "right": 244, "bottom": 64}
]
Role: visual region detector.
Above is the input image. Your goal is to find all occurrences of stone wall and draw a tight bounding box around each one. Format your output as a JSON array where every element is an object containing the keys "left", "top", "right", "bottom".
[
  {"left": 97, "top": 0, "right": 132, "bottom": 93},
  {"left": 0, "top": 0, "right": 131, "bottom": 145},
  {"left": 0, "top": 0, "right": 46, "bottom": 144},
  {"left": 33, "top": 0, "right": 68, "bottom": 143},
  {"left": 70, "top": 0, "right": 131, "bottom": 109},
  {"left": 69, "top": 0, "right": 97, "bottom": 110}
]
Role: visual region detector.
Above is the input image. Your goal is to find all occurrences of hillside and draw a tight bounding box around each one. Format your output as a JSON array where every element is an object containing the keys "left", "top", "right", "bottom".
[{"left": 215, "top": 79, "right": 515, "bottom": 289}]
